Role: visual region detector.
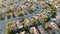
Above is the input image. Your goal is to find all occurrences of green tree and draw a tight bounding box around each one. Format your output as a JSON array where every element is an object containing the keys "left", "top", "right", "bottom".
[
  {"left": 29, "top": 8, "right": 34, "bottom": 14},
  {"left": 41, "top": 16, "right": 49, "bottom": 27},
  {"left": 0, "top": 10, "right": 5, "bottom": 21},
  {"left": 49, "top": 6, "right": 56, "bottom": 18},
  {"left": 6, "top": 7, "right": 12, "bottom": 13},
  {"left": 21, "top": 25, "right": 30, "bottom": 33},
  {"left": 48, "top": 5, "right": 56, "bottom": 18},
  {"left": 6, "top": 21, "right": 14, "bottom": 34},
  {"left": 0, "top": 10, "right": 2, "bottom": 16},
  {"left": 58, "top": 24, "right": 60, "bottom": 28},
  {"left": 0, "top": 10, "right": 2, "bottom": 21},
  {"left": 19, "top": 13, "right": 24, "bottom": 17},
  {"left": 45, "top": 27, "right": 52, "bottom": 30},
  {"left": 42, "top": 16, "right": 49, "bottom": 22},
  {"left": 47, "top": 3, "right": 52, "bottom": 7},
  {"left": 0, "top": 16, "right": 2, "bottom": 21},
  {"left": 51, "top": 6, "right": 56, "bottom": 11},
  {"left": 7, "top": 15, "right": 10, "bottom": 19},
  {"left": 31, "top": 20, "right": 36, "bottom": 26},
  {"left": 45, "top": 27, "right": 52, "bottom": 34}
]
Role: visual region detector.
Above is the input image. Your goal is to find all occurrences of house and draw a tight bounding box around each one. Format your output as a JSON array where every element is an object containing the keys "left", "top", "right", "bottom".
[
  {"left": 2, "top": 15, "right": 5, "bottom": 19},
  {"left": 9, "top": 22, "right": 17, "bottom": 31},
  {"left": 2, "top": 8, "right": 6, "bottom": 14},
  {"left": 45, "top": 22, "right": 58, "bottom": 30},
  {"left": 55, "top": 19, "right": 60, "bottom": 24},
  {"left": 16, "top": 20, "right": 23, "bottom": 29},
  {"left": 14, "top": 12, "right": 18, "bottom": 17},
  {"left": 56, "top": 6, "right": 60, "bottom": 19},
  {"left": 29, "top": 27, "right": 39, "bottom": 34},
  {"left": 20, "top": 5, "right": 28, "bottom": 10},
  {"left": 24, "top": 18, "right": 31, "bottom": 27},
  {"left": 33, "top": 15, "right": 39, "bottom": 20},
  {"left": 24, "top": 2, "right": 32, "bottom": 7},
  {"left": 17, "top": 6, "right": 22, "bottom": 11},
  {"left": 9, "top": 13, "right": 13, "bottom": 18},
  {"left": 38, "top": 25, "right": 47, "bottom": 34},
  {"left": 29, "top": 18, "right": 35, "bottom": 23},
  {"left": 45, "top": 23, "right": 51, "bottom": 28},
  {"left": 31, "top": 4, "right": 38, "bottom": 11},
  {"left": 50, "top": 22, "right": 58, "bottom": 29}
]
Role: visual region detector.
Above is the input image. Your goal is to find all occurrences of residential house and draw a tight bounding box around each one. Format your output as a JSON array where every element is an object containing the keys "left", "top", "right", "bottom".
[
  {"left": 56, "top": 4, "right": 60, "bottom": 19},
  {"left": 55, "top": 19, "right": 60, "bottom": 24},
  {"left": 29, "top": 27, "right": 39, "bottom": 34},
  {"left": 24, "top": 2, "right": 32, "bottom": 7},
  {"left": 20, "top": 5, "right": 28, "bottom": 10},
  {"left": 31, "top": 4, "right": 37, "bottom": 11},
  {"left": 14, "top": 12, "right": 18, "bottom": 17},
  {"left": 38, "top": 25, "right": 47, "bottom": 34},
  {"left": 16, "top": 20, "right": 23, "bottom": 29},
  {"left": 45, "top": 22, "right": 58, "bottom": 30},
  {"left": 9, "top": 13, "right": 13, "bottom": 18},
  {"left": 50, "top": 22, "right": 58, "bottom": 29},
  {"left": 24, "top": 18, "right": 31, "bottom": 27},
  {"left": 33, "top": 15, "right": 39, "bottom": 20},
  {"left": 9, "top": 21, "right": 17, "bottom": 31}
]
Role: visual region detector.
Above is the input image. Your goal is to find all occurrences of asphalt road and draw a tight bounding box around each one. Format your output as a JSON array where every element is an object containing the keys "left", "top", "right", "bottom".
[{"left": 0, "top": 2, "right": 43, "bottom": 34}]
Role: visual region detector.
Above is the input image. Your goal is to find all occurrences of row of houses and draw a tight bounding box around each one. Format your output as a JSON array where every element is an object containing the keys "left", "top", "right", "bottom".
[
  {"left": 0, "top": 0, "right": 38, "bottom": 21},
  {"left": 9, "top": 18, "right": 60, "bottom": 34}
]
